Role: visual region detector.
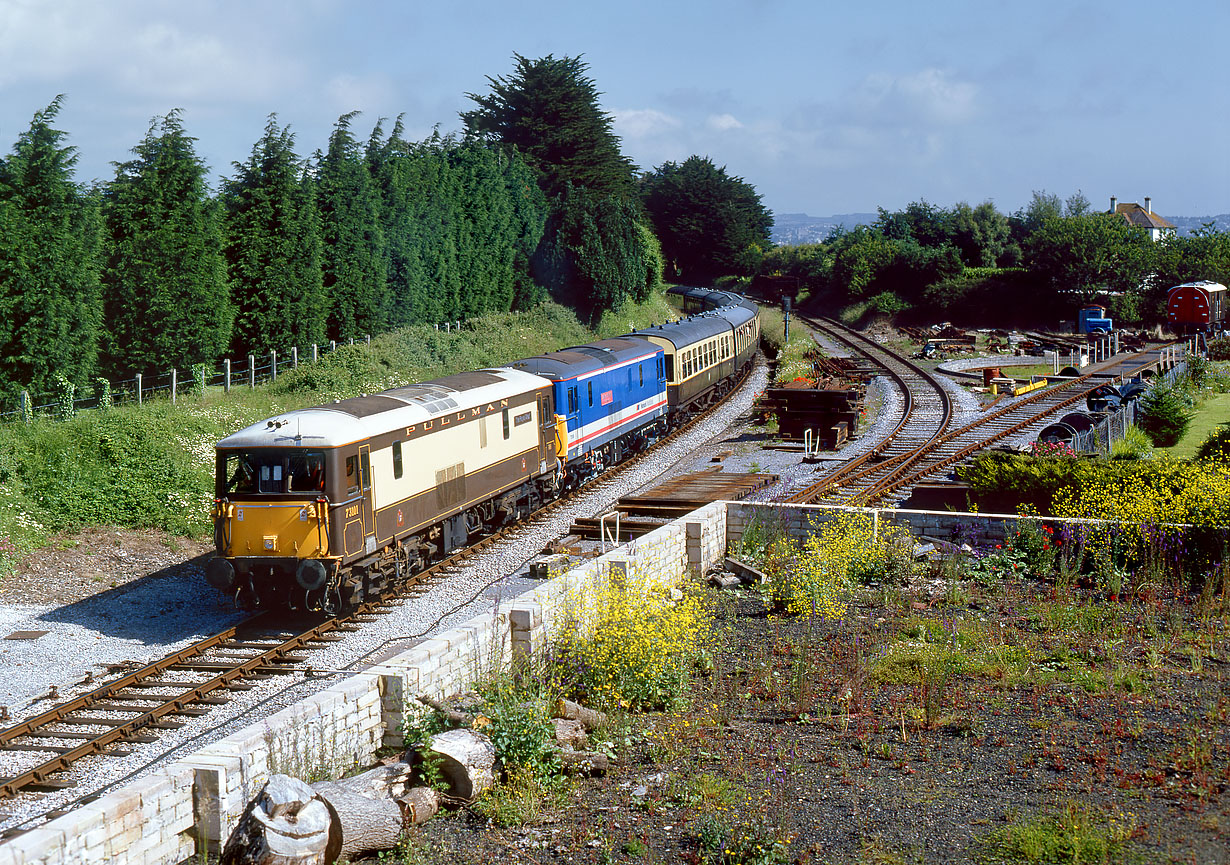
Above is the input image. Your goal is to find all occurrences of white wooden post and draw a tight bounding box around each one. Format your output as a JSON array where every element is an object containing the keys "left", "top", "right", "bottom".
[
  {"left": 224, "top": 358, "right": 232, "bottom": 393},
  {"left": 136, "top": 373, "right": 143, "bottom": 404},
  {"left": 271, "top": 349, "right": 278, "bottom": 381},
  {"left": 248, "top": 355, "right": 255, "bottom": 389},
  {"left": 292, "top": 346, "right": 298, "bottom": 368},
  {"left": 170, "top": 368, "right": 177, "bottom": 404}
]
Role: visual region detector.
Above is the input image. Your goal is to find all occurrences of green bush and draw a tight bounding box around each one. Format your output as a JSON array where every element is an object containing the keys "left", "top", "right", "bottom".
[
  {"left": 1109, "top": 425, "right": 1154, "bottom": 460},
  {"left": 867, "top": 291, "right": 909, "bottom": 315},
  {"left": 1137, "top": 378, "right": 1193, "bottom": 447},
  {"left": 1207, "top": 337, "right": 1230, "bottom": 361},
  {"left": 959, "top": 450, "right": 1095, "bottom": 515},
  {"left": 1194, "top": 426, "right": 1230, "bottom": 463}
]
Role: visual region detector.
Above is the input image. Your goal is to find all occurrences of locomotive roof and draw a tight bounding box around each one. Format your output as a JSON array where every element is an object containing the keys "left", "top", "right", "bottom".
[
  {"left": 216, "top": 367, "right": 546, "bottom": 450},
  {"left": 506, "top": 337, "right": 658, "bottom": 381},
  {"left": 631, "top": 315, "right": 732, "bottom": 349},
  {"left": 1170, "top": 281, "right": 1227, "bottom": 293}
]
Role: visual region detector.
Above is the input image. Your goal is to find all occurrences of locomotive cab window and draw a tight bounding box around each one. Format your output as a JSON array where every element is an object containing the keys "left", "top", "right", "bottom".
[
  {"left": 222, "top": 450, "right": 326, "bottom": 495},
  {"left": 345, "top": 456, "right": 359, "bottom": 495}
]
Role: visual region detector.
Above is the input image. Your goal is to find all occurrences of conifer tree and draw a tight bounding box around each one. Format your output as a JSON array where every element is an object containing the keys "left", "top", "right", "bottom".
[
  {"left": 317, "top": 112, "right": 387, "bottom": 340},
  {"left": 639, "top": 155, "right": 772, "bottom": 282},
  {"left": 0, "top": 96, "right": 103, "bottom": 399},
  {"left": 101, "top": 111, "right": 231, "bottom": 376},
  {"left": 222, "top": 115, "right": 325, "bottom": 355},
  {"left": 462, "top": 54, "right": 636, "bottom": 201}
]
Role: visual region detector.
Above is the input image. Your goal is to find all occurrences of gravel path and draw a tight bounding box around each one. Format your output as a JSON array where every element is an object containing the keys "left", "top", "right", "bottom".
[{"left": 0, "top": 361, "right": 771, "bottom": 833}]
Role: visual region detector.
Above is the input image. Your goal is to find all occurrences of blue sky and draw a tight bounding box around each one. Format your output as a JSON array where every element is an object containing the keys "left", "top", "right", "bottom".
[{"left": 1, "top": 0, "right": 1227, "bottom": 219}]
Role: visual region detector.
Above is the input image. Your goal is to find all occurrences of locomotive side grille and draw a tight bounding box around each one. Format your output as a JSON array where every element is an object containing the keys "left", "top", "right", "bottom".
[{"left": 436, "top": 462, "right": 467, "bottom": 509}]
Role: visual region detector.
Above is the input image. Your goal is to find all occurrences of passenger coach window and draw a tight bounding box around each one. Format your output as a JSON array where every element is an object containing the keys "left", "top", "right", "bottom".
[
  {"left": 639, "top": 364, "right": 643, "bottom": 387},
  {"left": 588, "top": 381, "right": 593, "bottom": 407},
  {"left": 393, "top": 441, "right": 403, "bottom": 479},
  {"left": 502, "top": 408, "right": 510, "bottom": 440}
]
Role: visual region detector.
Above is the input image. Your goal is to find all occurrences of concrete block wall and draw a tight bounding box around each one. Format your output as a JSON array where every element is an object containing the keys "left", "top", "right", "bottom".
[
  {"left": 0, "top": 500, "right": 729, "bottom": 865},
  {"left": 0, "top": 766, "right": 195, "bottom": 865},
  {"left": 726, "top": 501, "right": 1027, "bottom": 548}
]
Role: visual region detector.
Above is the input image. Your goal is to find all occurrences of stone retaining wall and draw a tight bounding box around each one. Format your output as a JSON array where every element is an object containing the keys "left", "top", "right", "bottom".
[{"left": 0, "top": 503, "right": 725, "bottom": 865}]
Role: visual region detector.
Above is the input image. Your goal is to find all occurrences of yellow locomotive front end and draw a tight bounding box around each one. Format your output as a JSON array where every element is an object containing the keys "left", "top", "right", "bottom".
[{"left": 208, "top": 447, "right": 339, "bottom": 609}]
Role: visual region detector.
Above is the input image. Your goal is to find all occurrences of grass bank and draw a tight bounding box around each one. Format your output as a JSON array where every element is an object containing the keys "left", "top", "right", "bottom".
[
  {"left": 0, "top": 297, "right": 678, "bottom": 572},
  {"left": 1160, "top": 391, "right": 1230, "bottom": 460}
]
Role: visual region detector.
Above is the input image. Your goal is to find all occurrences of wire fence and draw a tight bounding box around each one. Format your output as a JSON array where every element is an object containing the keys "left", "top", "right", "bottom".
[
  {"left": 1, "top": 318, "right": 467, "bottom": 424},
  {"left": 1068, "top": 360, "right": 1188, "bottom": 455}
]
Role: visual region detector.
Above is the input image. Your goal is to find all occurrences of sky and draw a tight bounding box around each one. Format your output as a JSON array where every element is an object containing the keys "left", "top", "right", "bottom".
[{"left": 1, "top": 0, "right": 1227, "bottom": 219}]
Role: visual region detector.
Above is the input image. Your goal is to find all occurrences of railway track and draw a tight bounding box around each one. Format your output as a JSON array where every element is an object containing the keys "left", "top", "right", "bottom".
[
  {"left": 0, "top": 361, "right": 760, "bottom": 818},
  {"left": 784, "top": 317, "right": 1181, "bottom": 506},
  {"left": 780, "top": 316, "right": 954, "bottom": 505}
]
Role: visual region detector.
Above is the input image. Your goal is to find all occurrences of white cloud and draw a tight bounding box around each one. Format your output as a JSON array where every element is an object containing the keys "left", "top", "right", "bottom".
[
  {"left": 0, "top": 0, "right": 303, "bottom": 103},
  {"left": 850, "top": 68, "right": 978, "bottom": 128},
  {"left": 707, "top": 113, "right": 743, "bottom": 131},
  {"left": 612, "top": 108, "right": 681, "bottom": 140}
]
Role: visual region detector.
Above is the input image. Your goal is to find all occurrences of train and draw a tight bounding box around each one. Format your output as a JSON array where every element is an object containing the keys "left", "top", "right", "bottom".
[
  {"left": 206, "top": 291, "right": 760, "bottom": 612},
  {"left": 1167, "top": 281, "right": 1227, "bottom": 333}
]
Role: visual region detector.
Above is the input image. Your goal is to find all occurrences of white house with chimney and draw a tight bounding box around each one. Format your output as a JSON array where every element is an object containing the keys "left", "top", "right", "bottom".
[{"left": 1107, "top": 196, "right": 1175, "bottom": 241}]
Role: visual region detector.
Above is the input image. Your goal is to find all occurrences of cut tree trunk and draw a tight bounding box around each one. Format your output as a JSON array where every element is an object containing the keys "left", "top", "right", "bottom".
[
  {"left": 219, "top": 774, "right": 341, "bottom": 865},
  {"left": 553, "top": 747, "right": 609, "bottom": 775},
  {"left": 552, "top": 718, "right": 589, "bottom": 749},
  {"left": 221, "top": 763, "right": 443, "bottom": 864},
  {"left": 429, "top": 728, "right": 496, "bottom": 801}
]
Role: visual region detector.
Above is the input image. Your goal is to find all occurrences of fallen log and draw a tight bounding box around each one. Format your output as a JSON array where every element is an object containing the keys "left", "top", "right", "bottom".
[
  {"left": 416, "top": 694, "right": 475, "bottom": 726},
  {"left": 219, "top": 774, "right": 341, "bottom": 865},
  {"left": 555, "top": 698, "right": 607, "bottom": 730},
  {"left": 553, "top": 747, "right": 609, "bottom": 776},
  {"left": 221, "top": 755, "right": 450, "bottom": 862},
  {"left": 552, "top": 717, "right": 589, "bottom": 749},
  {"left": 428, "top": 727, "right": 496, "bottom": 801}
]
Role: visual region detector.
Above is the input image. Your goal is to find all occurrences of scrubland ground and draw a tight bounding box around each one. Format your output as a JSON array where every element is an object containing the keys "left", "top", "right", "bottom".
[{"left": 362, "top": 570, "right": 1229, "bottom": 865}]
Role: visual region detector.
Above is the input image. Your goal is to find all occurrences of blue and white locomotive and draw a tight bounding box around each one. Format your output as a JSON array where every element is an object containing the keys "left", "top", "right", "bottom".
[{"left": 207, "top": 292, "right": 760, "bottom": 611}]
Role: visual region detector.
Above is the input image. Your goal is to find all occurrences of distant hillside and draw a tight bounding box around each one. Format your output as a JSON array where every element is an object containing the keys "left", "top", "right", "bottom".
[
  {"left": 770, "top": 211, "right": 1230, "bottom": 245},
  {"left": 771, "top": 212, "right": 875, "bottom": 245},
  {"left": 1168, "top": 214, "right": 1230, "bottom": 235}
]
